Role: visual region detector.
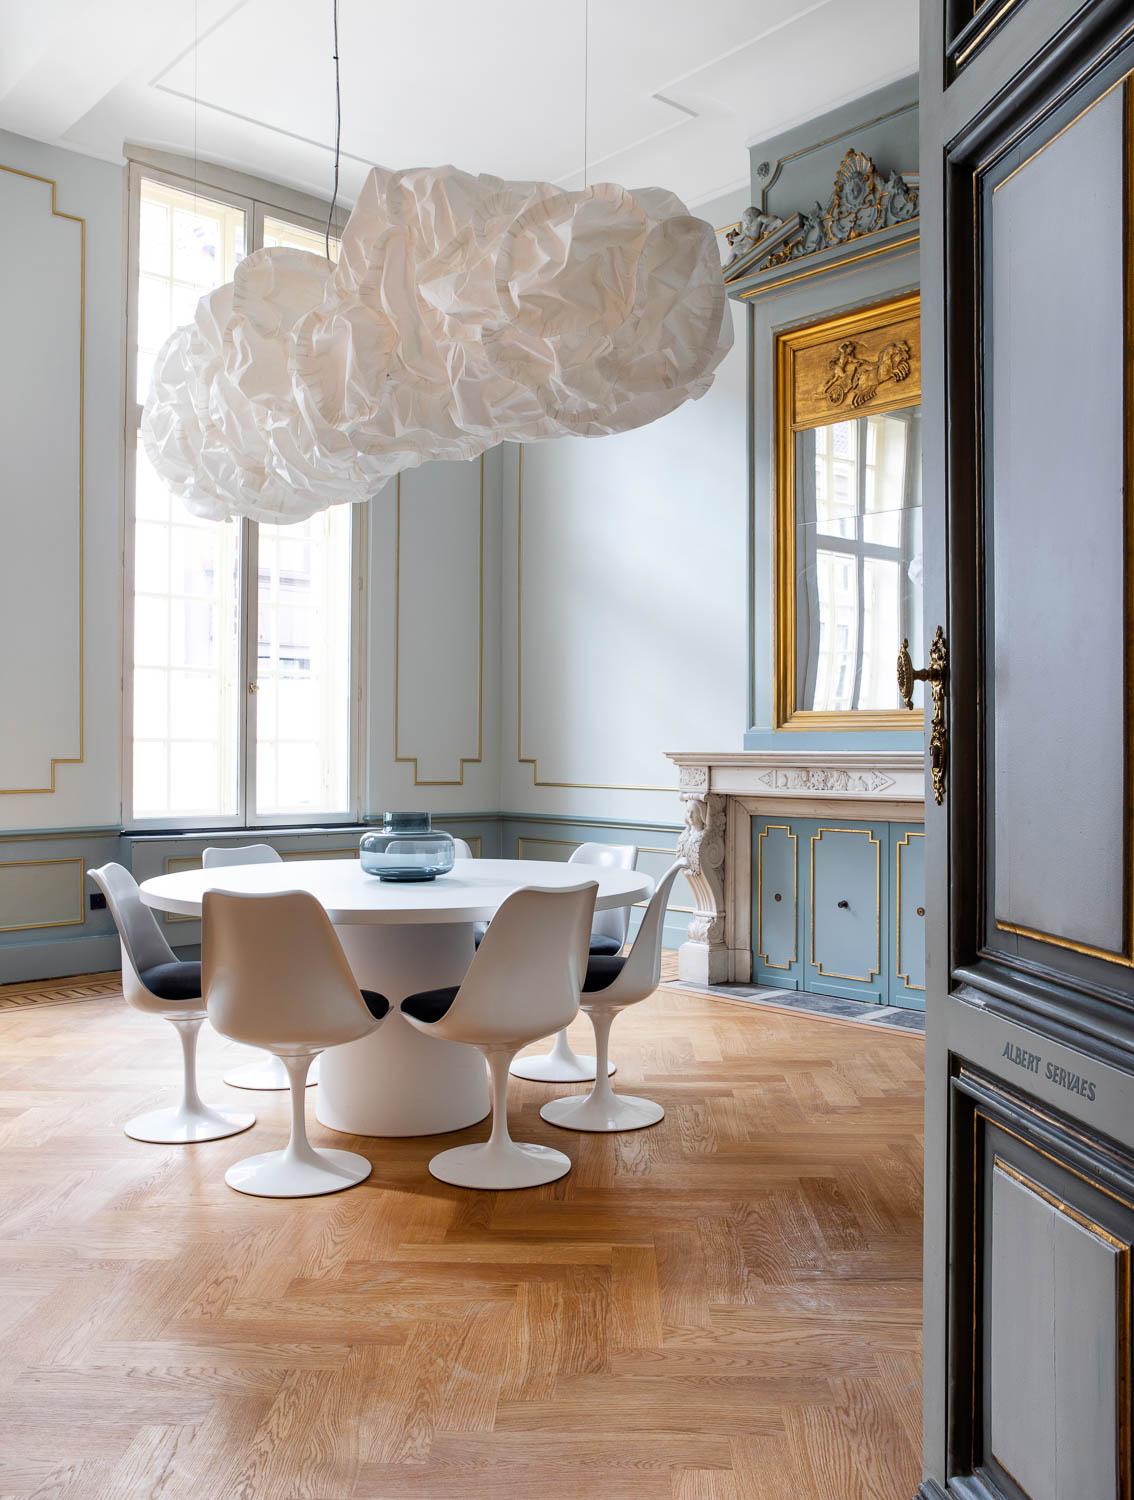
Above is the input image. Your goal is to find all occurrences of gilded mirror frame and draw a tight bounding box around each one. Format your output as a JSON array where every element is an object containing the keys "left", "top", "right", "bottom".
[{"left": 774, "top": 291, "right": 924, "bottom": 731}]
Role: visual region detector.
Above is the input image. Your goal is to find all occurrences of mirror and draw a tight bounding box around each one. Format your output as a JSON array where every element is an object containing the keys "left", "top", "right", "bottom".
[
  {"left": 795, "top": 409, "right": 923, "bottom": 712},
  {"left": 775, "top": 294, "right": 923, "bottom": 729}
]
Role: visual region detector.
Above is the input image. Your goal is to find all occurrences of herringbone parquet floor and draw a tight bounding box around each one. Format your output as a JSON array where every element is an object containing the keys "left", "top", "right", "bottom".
[{"left": 0, "top": 973, "right": 924, "bottom": 1500}]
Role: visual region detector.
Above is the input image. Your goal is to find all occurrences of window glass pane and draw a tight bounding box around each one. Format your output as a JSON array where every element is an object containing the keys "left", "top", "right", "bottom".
[
  {"left": 262, "top": 215, "right": 340, "bottom": 261},
  {"left": 132, "top": 441, "right": 241, "bottom": 818},
  {"left": 255, "top": 507, "right": 352, "bottom": 817},
  {"left": 135, "top": 178, "right": 245, "bottom": 406},
  {"left": 131, "top": 177, "right": 246, "bottom": 822}
]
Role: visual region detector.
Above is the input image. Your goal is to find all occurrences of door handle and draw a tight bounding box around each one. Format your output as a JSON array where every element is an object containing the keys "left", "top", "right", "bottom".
[{"left": 897, "top": 625, "right": 947, "bottom": 805}]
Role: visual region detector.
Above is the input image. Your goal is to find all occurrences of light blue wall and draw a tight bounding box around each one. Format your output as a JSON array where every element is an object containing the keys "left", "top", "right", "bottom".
[
  {"left": 737, "top": 80, "right": 924, "bottom": 754},
  {"left": 0, "top": 814, "right": 687, "bottom": 983}
]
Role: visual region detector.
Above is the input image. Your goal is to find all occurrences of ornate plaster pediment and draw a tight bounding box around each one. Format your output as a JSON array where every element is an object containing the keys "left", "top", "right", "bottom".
[{"left": 723, "top": 148, "right": 919, "bottom": 283}]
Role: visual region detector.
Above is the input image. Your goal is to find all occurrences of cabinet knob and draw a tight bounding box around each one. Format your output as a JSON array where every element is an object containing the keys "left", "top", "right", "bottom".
[
  {"left": 837, "top": 899, "right": 849, "bottom": 909},
  {"left": 774, "top": 893, "right": 782, "bottom": 902},
  {"left": 917, "top": 906, "right": 925, "bottom": 917}
]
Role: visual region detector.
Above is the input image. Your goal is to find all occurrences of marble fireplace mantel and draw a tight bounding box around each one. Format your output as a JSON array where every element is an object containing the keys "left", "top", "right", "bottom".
[{"left": 666, "top": 749, "right": 925, "bottom": 986}]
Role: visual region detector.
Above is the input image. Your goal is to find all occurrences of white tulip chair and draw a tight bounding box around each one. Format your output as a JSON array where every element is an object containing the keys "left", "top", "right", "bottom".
[
  {"left": 87, "top": 863, "right": 255, "bottom": 1144},
  {"left": 203, "top": 889, "right": 390, "bottom": 1197},
  {"left": 400, "top": 880, "right": 597, "bottom": 1189},
  {"left": 510, "top": 841, "right": 639, "bottom": 1083},
  {"left": 201, "top": 844, "right": 317, "bottom": 1092},
  {"left": 541, "top": 859, "right": 685, "bottom": 1134}
]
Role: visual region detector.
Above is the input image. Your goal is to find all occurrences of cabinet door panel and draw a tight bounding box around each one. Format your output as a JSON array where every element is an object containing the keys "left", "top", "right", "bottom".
[
  {"left": 754, "top": 822, "right": 800, "bottom": 986},
  {"left": 809, "top": 825, "right": 884, "bottom": 1002}
]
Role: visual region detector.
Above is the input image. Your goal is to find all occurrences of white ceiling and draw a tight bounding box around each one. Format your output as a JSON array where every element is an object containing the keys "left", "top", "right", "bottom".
[{"left": 0, "top": 0, "right": 917, "bottom": 211}]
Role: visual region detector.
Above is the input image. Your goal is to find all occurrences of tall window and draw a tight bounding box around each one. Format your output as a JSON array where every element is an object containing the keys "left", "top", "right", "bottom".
[{"left": 127, "top": 166, "right": 359, "bottom": 827}]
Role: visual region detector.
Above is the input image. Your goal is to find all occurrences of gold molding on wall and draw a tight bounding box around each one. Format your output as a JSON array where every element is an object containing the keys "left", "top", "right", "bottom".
[
  {"left": 0, "top": 164, "right": 85, "bottom": 795},
  {"left": 739, "top": 233, "right": 918, "bottom": 299},
  {"left": 393, "top": 458, "right": 485, "bottom": 786},
  {"left": 895, "top": 830, "right": 925, "bottom": 991},
  {"left": 774, "top": 291, "right": 925, "bottom": 734},
  {"left": 0, "top": 857, "right": 86, "bottom": 932},
  {"left": 515, "top": 447, "right": 674, "bottom": 793}
]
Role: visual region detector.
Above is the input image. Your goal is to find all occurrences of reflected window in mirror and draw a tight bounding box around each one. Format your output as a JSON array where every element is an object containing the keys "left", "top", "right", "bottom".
[{"left": 796, "top": 409, "right": 923, "bottom": 713}]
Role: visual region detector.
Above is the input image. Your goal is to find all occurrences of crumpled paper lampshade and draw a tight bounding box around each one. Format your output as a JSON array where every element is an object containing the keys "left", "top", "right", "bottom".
[{"left": 142, "top": 163, "right": 733, "bottom": 523}]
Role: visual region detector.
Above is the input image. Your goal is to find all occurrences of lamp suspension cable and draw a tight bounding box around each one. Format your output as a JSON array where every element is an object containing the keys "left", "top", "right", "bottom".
[
  {"left": 325, "top": 0, "right": 342, "bottom": 259},
  {"left": 193, "top": 0, "right": 199, "bottom": 211},
  {"left": 582, "top": 0, "right": 589, "bottom": 190}
]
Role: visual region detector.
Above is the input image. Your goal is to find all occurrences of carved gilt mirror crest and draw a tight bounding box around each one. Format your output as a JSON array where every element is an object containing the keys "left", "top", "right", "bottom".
[{"left": 775, "top": 292, "right": 923, "bottom": 730}]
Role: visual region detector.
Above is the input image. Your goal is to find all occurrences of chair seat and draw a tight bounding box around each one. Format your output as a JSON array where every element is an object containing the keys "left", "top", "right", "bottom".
[
  {"left": 139, "top": 960, "right": 202, "bottom": 1001},
  {"left": 401, "top": 985, "right": 460, "bottom": 1023},
  {"left": 588, "top": 934, "right": 623, "bottom": 957},
  {"left": 583, "top": 955, "right": 627, "bottom": 993},
  {"left": 360, "top": 989, "right": 390, "bottom": 1019}
]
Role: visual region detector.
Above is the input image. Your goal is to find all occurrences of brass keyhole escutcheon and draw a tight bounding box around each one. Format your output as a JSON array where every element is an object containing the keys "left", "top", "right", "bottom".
[{"left": 897, "top": 625, "right": 948, "bottom": 805}]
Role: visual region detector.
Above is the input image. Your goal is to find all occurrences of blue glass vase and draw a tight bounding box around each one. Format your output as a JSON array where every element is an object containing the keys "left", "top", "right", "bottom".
[{"left": 359, "top": 813, "right": 455, "bottom": 882}]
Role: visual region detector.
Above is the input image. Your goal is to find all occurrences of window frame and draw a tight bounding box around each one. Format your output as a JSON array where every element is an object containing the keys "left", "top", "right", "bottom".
[{"left": 122, "top": 156, "right": 365, "bottom": 832}]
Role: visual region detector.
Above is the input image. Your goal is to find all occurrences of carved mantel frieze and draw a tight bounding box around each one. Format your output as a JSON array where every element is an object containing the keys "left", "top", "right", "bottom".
[{"left": 666, "top": 750, "right": 925, "bottom": 986}]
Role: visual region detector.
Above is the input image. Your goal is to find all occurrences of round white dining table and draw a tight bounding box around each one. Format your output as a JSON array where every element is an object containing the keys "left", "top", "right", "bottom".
[{"left": 139, "top": 857, "right": 654, "bottom": 1138}]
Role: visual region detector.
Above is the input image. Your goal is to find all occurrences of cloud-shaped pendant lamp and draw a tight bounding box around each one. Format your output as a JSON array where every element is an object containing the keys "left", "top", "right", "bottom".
[{"left": 141, "top": 164, "right": 733, "bottom": 524}]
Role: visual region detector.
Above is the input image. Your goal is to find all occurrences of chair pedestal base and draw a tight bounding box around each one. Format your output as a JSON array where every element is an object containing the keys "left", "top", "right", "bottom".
[
  {"left": 540, "top": 1092, "right": 664, "bottom": 1133},
  {"left": 225, "top": 1147, "right": 371, "bottom": 1198},
  {"left": 428, "top": 1139, "right": 571, "bottom": 1190},
  {"left": 125, "top": 1104, "right": 255, "bottom": 1144},
  {"left": 224, "top": 1051, "right": 319, "bottom": 1091},
  {"left": 509, "top": 1029, "right": 615, "bottom": 1083}
]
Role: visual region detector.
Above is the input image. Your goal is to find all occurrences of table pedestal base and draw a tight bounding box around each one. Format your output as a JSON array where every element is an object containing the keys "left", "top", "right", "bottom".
[{"left": 317, "top": 922, "right": 490, "bottom": 1137}]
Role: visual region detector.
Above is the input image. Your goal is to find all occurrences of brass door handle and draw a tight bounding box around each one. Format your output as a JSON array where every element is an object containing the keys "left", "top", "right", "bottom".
[{"left": 897, "top": 625, "right": 948, "bottom": 805}]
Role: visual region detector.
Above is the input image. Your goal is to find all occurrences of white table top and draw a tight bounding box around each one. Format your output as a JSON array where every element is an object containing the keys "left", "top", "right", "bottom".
[{"left": 139, "top": 857, "right": 654, "bottom": 926}]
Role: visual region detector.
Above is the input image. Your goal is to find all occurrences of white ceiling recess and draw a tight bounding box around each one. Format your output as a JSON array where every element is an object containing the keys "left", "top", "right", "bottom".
[{"left": 0, "top": 0, "right": 917, "bottom": 210}]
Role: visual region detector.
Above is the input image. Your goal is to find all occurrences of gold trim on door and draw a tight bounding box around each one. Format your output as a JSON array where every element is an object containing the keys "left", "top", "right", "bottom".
[
  {"left": 809, "top": 827, "right": 881, "bottom": 982},
  {"left": 757, "top": 823, "right": 798, "bottom": 969},
  {"left": 774, "top": 293, "right": 924, "bottom": 732}
]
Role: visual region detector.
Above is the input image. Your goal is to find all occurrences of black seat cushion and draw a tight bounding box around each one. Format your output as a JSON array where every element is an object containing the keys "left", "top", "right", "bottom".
[
  {"left": 401, "top": 985, "right": 460, "bottom": 1023},
  {"left": 583, "top": 955, "right": 628, "bottom": 993},
  {"left": 139, "top": 960, "right": 202, "bottom": 1001},
  {"left": 360, "top": 989, "right": 390, "bottom": 1019},
  {"left": 588, "top": 934, "right": 623, "bottom": 957}
]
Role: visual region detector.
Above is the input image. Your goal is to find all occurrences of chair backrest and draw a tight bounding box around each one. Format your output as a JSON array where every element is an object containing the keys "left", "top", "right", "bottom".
[
  {"left": 202, "top": 843, "right": 283, "bottom": 869},
  {"left": 441, "top": 881, "right": 597, "bottom": 1046},
  {"left": 87, "top": 863, "right": 177, "bottom": 1003},
  {"left": 596, "top": 859, "right": 686, "bottom": 1005},
  {"left": 569, "top": 841, "right": 639, "bottom": 946},
  {"left": 202, "top": 889, "right": 377, "bottom": 1052},
  {"left": 444, "top": 836, "right": 474, "bottom": 860}
]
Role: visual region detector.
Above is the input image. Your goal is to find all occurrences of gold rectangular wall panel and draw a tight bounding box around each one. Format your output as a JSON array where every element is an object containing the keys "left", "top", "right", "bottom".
[{"left": 0, "top": 858, "right": 85, "bottom": 932}]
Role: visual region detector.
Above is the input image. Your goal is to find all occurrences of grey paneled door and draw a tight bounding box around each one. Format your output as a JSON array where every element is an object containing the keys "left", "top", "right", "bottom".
[{"left": 918, "top": 2, "right": 1134, "bottom": 1498}]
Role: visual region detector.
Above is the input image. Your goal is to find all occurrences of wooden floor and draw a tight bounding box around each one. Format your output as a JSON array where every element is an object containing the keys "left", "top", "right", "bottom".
[{"left": 0, "top": 974, "right": 925, "bottom": 1499}]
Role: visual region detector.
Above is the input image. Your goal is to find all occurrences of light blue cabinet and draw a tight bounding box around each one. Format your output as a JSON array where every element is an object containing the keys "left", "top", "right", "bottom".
[{"left": 751, "top": 816, "right": 925, "bottom": 1010}]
